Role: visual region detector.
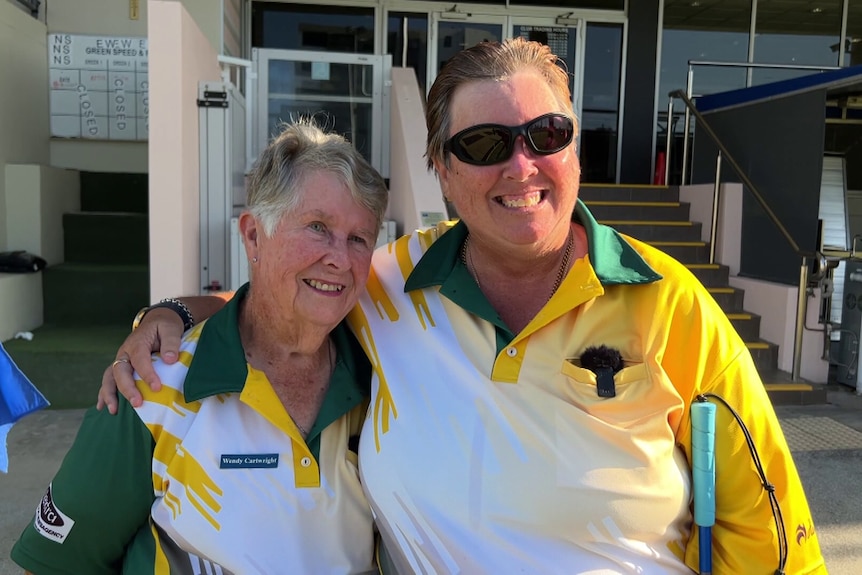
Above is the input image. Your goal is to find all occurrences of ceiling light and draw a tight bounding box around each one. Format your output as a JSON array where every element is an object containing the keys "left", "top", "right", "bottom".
[{"left": 811, "top": 7, "right": 823, "bottom": 13}]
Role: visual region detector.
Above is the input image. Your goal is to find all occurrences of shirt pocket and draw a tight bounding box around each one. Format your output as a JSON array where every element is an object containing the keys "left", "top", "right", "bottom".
[
  {"left": 555, "top": 360, "right": 682, "bottom": 492},
  {"left": 559, "top": 360, "right": 651, "bottom": 418}
]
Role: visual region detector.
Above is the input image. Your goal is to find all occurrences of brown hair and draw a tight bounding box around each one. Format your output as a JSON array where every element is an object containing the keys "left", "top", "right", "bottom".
[{"left": 425, "top": 37, "right": 577, "bottom": 171}]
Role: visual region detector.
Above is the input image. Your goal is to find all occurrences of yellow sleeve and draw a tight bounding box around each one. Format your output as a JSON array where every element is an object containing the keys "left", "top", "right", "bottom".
[
  {"left": 624, "top": 236, "right": 827, "bottom": 574},
  {"left": 669, "top": 293, "right": 827, "bottom": 574}
]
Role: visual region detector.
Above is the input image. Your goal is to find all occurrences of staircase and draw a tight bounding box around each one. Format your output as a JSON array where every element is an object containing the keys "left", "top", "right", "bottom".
[
  {"left": 579, "top": 183, "right": 827, "bottom": 405},
  {"left": 43, "top": 172, "right": 149, "bottom": 325},
  {"left": 2, "top": 172, "right": 150, "bottom": 408}
]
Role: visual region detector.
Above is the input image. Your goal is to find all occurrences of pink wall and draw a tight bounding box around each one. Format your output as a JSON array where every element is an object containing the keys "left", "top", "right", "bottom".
[{"left": 147, "top": 0, "right": 222, "bottom": 300}]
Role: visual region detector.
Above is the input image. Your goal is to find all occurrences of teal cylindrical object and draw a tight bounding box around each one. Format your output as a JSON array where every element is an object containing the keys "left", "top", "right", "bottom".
[{"left": 691, "top": 401, "right": 716, "bottom": 527}]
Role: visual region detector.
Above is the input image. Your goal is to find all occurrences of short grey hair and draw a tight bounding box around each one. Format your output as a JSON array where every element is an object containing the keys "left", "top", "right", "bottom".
[{"left": 246, "top": 119, "right": 389, "bottom": 237}]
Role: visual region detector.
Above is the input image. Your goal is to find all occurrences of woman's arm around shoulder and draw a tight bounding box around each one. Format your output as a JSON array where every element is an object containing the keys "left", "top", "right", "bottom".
[{"left": 98, "top": 294, "right": 232, "bottom": 413}]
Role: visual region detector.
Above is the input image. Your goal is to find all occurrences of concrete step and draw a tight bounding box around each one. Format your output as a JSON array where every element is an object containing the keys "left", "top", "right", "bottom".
[
  {"left": 579, "top": 184, "right": 680, "bottom": 203},
  {"left": 648, "top": 240, "right": 710, "bottom": 263},
  {"left": 765, "top": 383, "right": 830, "bottom": 405},
  {"left": 708, "top": 285, "right": 746, "bottom": 312},
  {"left": 80, "top": 171, "right": 148, "bottom": 213},
  {"left": 748, "top": 340, "right": 779, "bottom": 372},
  {"left": 584, "top": 200, "right": 691, "bottom": 221},
  {"left": 728, "top": 311, "right": 763, "bottom": 342},
  {"left": 685, "top": 263, "right": 730, "bottom": 286},
  {"left": 604, "top": 220, "right": 703, "bottom": 242},
  {"left": 761, "top": 368, "right": 830, "bottom": 405},
  {"left": 63, "top": 212, "right": 149, "bottom": 265},
  {"left": 42, "top": 263, "right": 148, "bottom": 325}
]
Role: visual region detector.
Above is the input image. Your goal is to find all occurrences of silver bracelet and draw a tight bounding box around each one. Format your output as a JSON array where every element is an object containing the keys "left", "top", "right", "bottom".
[{"left": 135, "top": 298, "right": 195, "bottom": 332}]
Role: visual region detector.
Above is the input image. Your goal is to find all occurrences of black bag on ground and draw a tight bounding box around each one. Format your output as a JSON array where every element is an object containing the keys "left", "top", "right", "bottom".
[{"left": 0, "top": 251, "right": 47, "bottom": 273}]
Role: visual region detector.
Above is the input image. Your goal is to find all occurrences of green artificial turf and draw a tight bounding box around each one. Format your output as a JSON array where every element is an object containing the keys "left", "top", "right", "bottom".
[{"left": 3, "top": 324, "right": 131, "bottom": 410}]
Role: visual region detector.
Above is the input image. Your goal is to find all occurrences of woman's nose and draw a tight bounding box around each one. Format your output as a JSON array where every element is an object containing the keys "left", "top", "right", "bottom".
[
  {"left": 324, "top": 237, "right": 351, "bottom": 269},
  {"left": 503, "top": 136, "right": 540, "bottom": 180}
]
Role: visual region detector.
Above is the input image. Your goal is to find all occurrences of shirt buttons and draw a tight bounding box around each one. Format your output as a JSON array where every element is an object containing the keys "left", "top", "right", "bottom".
[
  {"left": 300, "top": 457, "right": 311, "bottom": 468},
  {"left": 506, "top": 347, "right": 518, "bottom": 357}
]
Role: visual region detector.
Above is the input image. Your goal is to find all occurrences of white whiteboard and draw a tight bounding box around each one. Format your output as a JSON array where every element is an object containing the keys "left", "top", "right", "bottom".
[{"left": 48, "top": 34, "right": 149, "bottom": 141}]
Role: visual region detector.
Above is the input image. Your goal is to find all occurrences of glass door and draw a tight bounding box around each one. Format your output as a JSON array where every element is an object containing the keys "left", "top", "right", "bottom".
[
  {"left": 430, "top": 15, "right": 584, "bottom": 165},
  {"left": 512, "top": 18, "right": 624, "bottom": 184},
  {"left": 511, "top": 19, "right": 581, "bottom": 131},
  {"left": 254, "top": 49, "right": 391, "bottom": 177},
  {"left": 431, "top": 13, "right": 506, "bottom": 80},
  {"left": 581, "top": 22, "right": 623, "bottom": 183},
  {"left": 429, "top": 13, "right": 623, "bottom": 183}
]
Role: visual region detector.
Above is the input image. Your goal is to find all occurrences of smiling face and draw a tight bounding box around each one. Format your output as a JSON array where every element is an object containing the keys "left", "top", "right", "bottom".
[
  {"left": 242, "top": 170, "right": 379, "bottom": 330},
  {"left": 434, "top": 70, "right": 580, "bottom": 255}
]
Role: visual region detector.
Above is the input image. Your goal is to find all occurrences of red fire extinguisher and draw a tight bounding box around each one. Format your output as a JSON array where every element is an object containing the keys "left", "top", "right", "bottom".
[{"left": 654, "top": 151, "right": 666, "bottom": 186}]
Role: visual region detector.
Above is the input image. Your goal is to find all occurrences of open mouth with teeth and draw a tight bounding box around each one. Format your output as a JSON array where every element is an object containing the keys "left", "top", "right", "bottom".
[
  {"left": 305, "top": 279, "right": 345, "bottom": 292},
  {"left": 495, "top": 191, "right": 544, "bottom": 208}
]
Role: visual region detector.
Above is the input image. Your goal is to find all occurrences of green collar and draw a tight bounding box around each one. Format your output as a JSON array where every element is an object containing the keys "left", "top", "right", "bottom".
[
  {"left": 404, "top": 200, "right": 661, "bottom": 344},
  {"left": 184, "top": 283, "right": 371, "bottom": 441},
  {"left": 405, "top": 199, "right": 662, "bottom": 294}
]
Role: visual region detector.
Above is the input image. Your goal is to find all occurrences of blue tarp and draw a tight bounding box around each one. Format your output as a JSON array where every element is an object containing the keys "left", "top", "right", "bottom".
[
  {"left": 696, "top": 64, "right": 862, "bottom": 113},
  {"left": 0, "top": 342, "right": 49, "bottom": 473}
]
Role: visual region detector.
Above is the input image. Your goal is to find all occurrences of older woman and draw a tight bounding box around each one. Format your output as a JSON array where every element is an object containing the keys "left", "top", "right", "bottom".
[
  {"left": 11, "top": 120, "right": 388, "bottom": 574},
  {"left": 101, "top": 40, "right": 825, "bottom": 574}
]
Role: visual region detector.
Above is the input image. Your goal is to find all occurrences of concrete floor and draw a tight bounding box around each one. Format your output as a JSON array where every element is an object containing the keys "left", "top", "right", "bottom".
[
  {"left": 773, "top": 387, "right": 862, "bottom": 574},
  {"left": 1, "top": 409, "right": 84, "bottom": 575},
  {"left": 2, "top": 388, "right": 862, "bottom": 574}
]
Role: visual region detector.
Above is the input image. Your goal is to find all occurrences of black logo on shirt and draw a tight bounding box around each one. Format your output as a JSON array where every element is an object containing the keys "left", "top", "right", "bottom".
[
  {"left": 34, "top": 483, "right": 75, "bottom": 543},
  {"left": 40, "top": 488, "right": 64, "bottom": 526}
]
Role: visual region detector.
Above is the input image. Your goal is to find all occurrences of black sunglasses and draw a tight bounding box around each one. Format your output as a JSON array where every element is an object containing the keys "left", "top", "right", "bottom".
[{"left": 443, "top": 113, "right": 574, "bottom": 166}]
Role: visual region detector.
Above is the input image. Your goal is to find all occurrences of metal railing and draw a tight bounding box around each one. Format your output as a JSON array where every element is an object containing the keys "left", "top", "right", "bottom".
[
  {"left": 671, "top": 60, "right": 841, "bottom": 186},
  {"left": 661, "top": 60, "right": 844, "bottom": 382},
  {"left": 668, "top": 89, "right": 815, "bottom": 381}
]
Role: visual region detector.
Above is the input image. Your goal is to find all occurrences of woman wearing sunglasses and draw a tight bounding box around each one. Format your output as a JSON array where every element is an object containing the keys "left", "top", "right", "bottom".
[{"left": 101, "top": 39, "right": 825, "bottom": 574}]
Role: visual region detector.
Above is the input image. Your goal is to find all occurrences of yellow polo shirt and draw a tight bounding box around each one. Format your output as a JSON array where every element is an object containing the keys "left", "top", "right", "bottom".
[{"left": 350, "top": 200, "right": 826, "bottom": 574}]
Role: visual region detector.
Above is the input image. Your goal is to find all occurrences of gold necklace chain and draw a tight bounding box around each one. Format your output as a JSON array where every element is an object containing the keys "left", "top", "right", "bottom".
[
  {"left": 462, "top": 235, "right": 480, "bottom": 288},
  {"left": 461, "top": 229, "right": 574, "bottom": 301},
  {"left": 552, "top": 230, "right": 575, "bottom": 296}
]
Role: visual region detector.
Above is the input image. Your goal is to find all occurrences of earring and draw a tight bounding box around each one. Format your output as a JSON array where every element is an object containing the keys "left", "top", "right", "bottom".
[{"left": 252, "top": 257, "right": 258, "bottom": 263}]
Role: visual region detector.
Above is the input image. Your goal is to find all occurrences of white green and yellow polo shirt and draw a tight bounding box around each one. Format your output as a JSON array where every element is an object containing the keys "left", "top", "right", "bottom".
[
  {"left": 350, "top": 200, "right": 826, "bottom": 574},
  {"left": 12, "top": 284, "right": 377, "bottom": 575}
]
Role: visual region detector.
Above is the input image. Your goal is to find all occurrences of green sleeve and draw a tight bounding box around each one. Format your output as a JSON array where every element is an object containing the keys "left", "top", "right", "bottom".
[{"left": 11, "top": 398, "right": 155, "bottom": 575}]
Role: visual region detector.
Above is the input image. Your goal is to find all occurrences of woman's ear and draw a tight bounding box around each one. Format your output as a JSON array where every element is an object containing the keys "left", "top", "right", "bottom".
[
  {"left": 433, "top": 158, "right": 452, "bottom": 201},
  {"left": 239, "top": 212, "right": 259, "bottom": 263}
]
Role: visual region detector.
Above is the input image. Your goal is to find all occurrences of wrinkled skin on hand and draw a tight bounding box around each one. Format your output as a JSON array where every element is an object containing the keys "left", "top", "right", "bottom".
[{"left": 97, "top": 308, "right": 185, "bottom": 413}]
